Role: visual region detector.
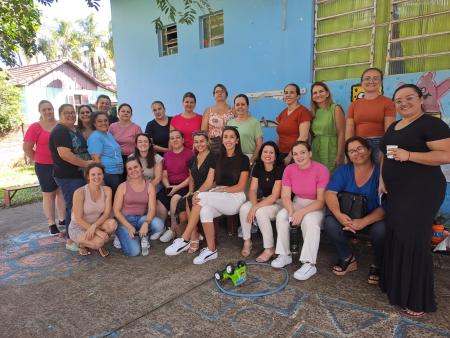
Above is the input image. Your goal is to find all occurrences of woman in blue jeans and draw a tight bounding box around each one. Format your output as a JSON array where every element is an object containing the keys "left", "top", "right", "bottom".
[
  {"left": 113, "top": 157, "right": 164, "bottom": 256},
  {"left": 324, "top": 136, "right": 385, "bottom": 284}
]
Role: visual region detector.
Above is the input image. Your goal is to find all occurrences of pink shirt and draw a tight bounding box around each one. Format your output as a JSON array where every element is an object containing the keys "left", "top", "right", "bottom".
[
  {"left": 170, "top": 113, "right": 202, "bottom": 149},
  {"left": 282, "top": 161, "right": 330, "bottom": 200},
  {"left": 108, "top": 122, "right": 142, "bottom": 156},
  {"left": 23, "top": 122, "right": 53, "bottom": 164},
  {"left": 163, "top": 148, "right": 193, "bottom": 184}
]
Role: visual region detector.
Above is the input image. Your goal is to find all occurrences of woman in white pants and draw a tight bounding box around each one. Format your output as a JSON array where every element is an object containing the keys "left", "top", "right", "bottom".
[
  {"left": 165, "top": 126, "right": 249, "bottom": 264},
  {"left": 240, "top": 141, "right": 284, "bottom": 262},
  {"left": 272, "top": 141, "right": 330, "bottom": 281}
]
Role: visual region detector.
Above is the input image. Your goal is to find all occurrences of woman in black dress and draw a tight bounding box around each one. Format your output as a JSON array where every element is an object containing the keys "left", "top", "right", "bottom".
[{"left": 379, "top": 84, "right": 450, "bottom": 317}]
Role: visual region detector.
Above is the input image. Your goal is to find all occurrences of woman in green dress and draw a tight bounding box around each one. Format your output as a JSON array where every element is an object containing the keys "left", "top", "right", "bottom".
[{"left": 310, "top": 82, "right": 345, "bottom": 172}]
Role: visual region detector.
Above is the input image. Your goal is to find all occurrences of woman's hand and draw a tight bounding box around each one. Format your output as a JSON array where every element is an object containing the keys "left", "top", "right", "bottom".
[
  {"left": 390, "top": 148, "right": 410, "bottom": 162},
  {"left": 167, "top": 185, "right": 177, "bottom": 196},
  {"left": 139, "top": 222, "right": 149, "bottom": 237},
  {"left": 85, "top": 224, "right": 96, "bottom": 240},
  {"left": 192, "top": 191, "right": 201, "bottom": 205},
  {"left": 337, "top": 212, "right": 352, "bottom": 228},
  {"left": 291, "top": 209, "right": 305, "bottom": 226},
  {"left": 183, "top": 191, "right": 192, "bottom": 198},
  {"left": 127, "top": 225, "right": 137, "bottom": 239},
  {"left": 210, "top": 186, "right": 225, "bottom": 192},
  {"left": 246, "top": 205, "right": 258, "bottom": 224}
]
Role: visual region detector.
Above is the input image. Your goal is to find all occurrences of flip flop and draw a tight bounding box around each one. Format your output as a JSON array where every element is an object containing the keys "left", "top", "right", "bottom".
[
  {"left": 402, "top": 308, "right": 425, "bottom": 318},
  {"left": 79, "top": 247, "right": 91, "bottom": 256},
  {"left": 98, "top": 247, "right": 109, "bottom": 257},
  {"left": 255, "top": 248, "right": 275, "bottom": 263}
]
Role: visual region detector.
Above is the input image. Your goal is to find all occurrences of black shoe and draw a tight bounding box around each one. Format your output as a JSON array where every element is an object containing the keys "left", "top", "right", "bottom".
[{"left": 49, "top": 224, "right": 61, "bottom": 235}]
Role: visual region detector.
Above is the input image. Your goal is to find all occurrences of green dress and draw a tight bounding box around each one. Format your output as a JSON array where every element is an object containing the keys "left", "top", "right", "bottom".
[{"left": 311, "top": 103, "right": 338, "bottom": 173}]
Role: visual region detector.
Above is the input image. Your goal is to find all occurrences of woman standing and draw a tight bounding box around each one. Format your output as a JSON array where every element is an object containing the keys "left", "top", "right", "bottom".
[
  {"left": 239, "top": 141, "right": 284, "bottom": 262},
  {"left": 380, "top": 84, "right": 450, "bottom": 317},
  {"left": 276, "top": 83, "right": 312, "bottom": 165},
  {"left": 23, "top": 100, "right": 66, "bottom": 234},
  {"left": 49, "top": 104, "right": 94, "bottom": 251},
  {"left": 157, "top": 130, "right": 194, "bottom": 242},
  {"left": 226, "top": 94, "right": 262, "bottom": 165},
  {"left": 310, "top": 82, "right": 345, "bottom": 172},
  {"left": 176, "top": 131, "right": 216, "bottom": 253},
  {"left": 345, "top": 68, "right": 396, "bottom": 160},
  {"left": 109, "top": 103, "right": 142, "bottom": 167},
  {"left": 113, "top": 157, "right": 165, "bottom": 256},
  {"left": 145, "top": 101, "right": 172, "bottom": 155},
  {"left": 70, "top": 163, "right": 117, "bottom": 257},
  {"left": 95, "top": 94, "right": 117, "bottom": 124},
  {"left": 165, "top": 126, "right": 249, "bottom": 265},
  {"left": 170, "top": 92, "right": 203, "bottom": 150},
  {"left": 271, "top": 141, "right": 329, "bottom": 281},
  {"left": 201, "top": 84, "right": 235, "bottom": 154},
  {"left": 77, "top": 105, "right": 94, "bottom": 140}
]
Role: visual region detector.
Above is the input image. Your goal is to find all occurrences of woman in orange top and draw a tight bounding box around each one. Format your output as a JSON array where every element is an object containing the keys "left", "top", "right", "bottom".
[
  {"left": 276, "top": 83, "right": 312, "bottom": 165},
  {"left": 345, "top": 68, "right": 396, "bottom": 160}
]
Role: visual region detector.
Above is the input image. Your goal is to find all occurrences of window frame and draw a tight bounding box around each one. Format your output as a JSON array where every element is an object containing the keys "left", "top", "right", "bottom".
[
  {"left": 200, "top": 10, "right": 224, "bottom": 49},
  {"left": 159, "top": 23, "right": 178, "bottom": 57}
]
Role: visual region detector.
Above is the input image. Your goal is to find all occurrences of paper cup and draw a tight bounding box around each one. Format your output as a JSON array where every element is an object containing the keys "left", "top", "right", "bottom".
[{"left": 386, "top": 145, "right": 398, "bottom": 159}]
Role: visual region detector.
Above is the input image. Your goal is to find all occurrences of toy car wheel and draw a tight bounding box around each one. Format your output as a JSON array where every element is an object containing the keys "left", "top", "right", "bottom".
[
  {"left": 214, "top": 271, "right": 223, "bottom": 280},
  {"left": 226, "top": 264, "right": 234, "bottom": 274},
  {"left": 237, "top": 261, "right": 246, "bottom": 268}
]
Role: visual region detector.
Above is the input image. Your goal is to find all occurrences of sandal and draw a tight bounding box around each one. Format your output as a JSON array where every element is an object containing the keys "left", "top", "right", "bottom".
[
  {"left": 255, "top": 248, "right": 275, "bottom": 263},
  {"left": 368, "top": 265, "right": 380, "bottom": 285},
  {"left": 188, "top": 240, "right": 199, "bottom": 254},
  {"left": 333, "top": 254, "right": 357, "bottom": 276},
  {"left": 79, "top": 247, "right": 91, "bottom": 256},
  {"left": 98, "top": 247, "right": 109, "bottom": 257},
  {"left": 402, "top": 308, "right": 425, "bottom": 318},
  {"left": 241, "top": 240, "right": 252, "bottom": 257}
]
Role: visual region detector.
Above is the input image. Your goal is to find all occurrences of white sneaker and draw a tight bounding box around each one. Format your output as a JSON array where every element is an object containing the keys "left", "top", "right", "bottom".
[
  {"left": 159, "top": 229, "right": 174, "bottom": 243},
  {"left": 150, "top": 230, "right": 164, "bottom": 240},
  {"left": 141, "top": 236, "right": 150, "bottom": 256},
  {"left": 237, "top": 226, "right": 243, "bottom": 238},
  {"left": 271, "top": 254, "right": 292, "bottom": 268},
  {"left": 165, "top": 238, "right": 191, "bottom": 256},
  {"left": 294, "top": 263, "right": 317, "bottom": 281},
  {"left": 193, "top": 247, "right": 218, "bottom": 265},
  {"left": 113, "top": 236, "right": 121, "bottom": 249}
]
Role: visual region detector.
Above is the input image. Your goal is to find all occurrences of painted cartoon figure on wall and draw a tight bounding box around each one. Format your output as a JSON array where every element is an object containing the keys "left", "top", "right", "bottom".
[{"left": 414, "top": 72, "right": 450, "bottom": 119}]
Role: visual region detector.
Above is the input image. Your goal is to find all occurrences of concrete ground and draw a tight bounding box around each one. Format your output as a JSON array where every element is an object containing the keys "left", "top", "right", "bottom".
[{"left": 0, "top": 202, "right": 449, "bottom": 338}]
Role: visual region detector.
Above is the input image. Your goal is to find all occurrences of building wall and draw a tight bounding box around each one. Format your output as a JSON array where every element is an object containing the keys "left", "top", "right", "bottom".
[{"left": 30, "top": 64, "right": 98, "bottom": 90}]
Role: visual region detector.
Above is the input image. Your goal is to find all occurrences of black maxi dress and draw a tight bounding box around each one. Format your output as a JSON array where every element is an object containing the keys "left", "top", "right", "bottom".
[{"left": 379, "top": 114, "right": 450, "bottom": 312}]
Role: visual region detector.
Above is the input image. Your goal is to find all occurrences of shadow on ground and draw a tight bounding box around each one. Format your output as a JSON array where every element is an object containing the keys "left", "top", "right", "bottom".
[{"left": 0, "top": 203, "right": 449, "bottom": 337}]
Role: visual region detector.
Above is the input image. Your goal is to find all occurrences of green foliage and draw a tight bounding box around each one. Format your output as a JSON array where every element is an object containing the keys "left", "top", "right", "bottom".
[
  {"left": 153, "top": 0, "right": 212, "bottom": 32},
  {"left": 0, "top": 0, "right": 41, "bottom": 66},
  {"left": 0, "top": 71, "right": 23, "bottom": 134}
]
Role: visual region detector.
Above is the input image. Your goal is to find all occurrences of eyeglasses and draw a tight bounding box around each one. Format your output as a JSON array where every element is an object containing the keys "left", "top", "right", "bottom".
[
  {"left": 347, "top": 146, "right": 366, "bottom": 155},
  {"left": 362, "top": 76, "right": 381, "bottom": 82},
  {"left": 394, "top": 95, "right": 419, "bottom": 105}
]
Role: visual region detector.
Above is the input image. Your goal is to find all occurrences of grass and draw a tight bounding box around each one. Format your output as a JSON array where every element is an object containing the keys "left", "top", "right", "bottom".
[{"left": 0, "top": 165, "right": 42, "bottom": 208}]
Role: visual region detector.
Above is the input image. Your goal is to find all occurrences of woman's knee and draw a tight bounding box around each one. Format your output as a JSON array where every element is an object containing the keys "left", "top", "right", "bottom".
[
  {"left": 151, "top": 217, "right": 165, "bottom": 233},
  {"left": 200, "top": 206, "right": 214, "bottom": 223},
  {"left": 102, "top": 218, "right": 117, "bottom": 234},
  {"left": 275, "top": 208, "right": 289, "bottom": 226}
]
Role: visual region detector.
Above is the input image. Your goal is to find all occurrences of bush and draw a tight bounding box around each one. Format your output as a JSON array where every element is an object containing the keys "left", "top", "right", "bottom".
[{"left": 0, "top": 70, "right": 23, "bottom": 134}]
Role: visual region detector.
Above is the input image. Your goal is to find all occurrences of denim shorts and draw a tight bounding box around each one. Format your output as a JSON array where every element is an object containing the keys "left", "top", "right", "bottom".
[{"left": 35, "top": 163, "right": 58, "bottom": 192}]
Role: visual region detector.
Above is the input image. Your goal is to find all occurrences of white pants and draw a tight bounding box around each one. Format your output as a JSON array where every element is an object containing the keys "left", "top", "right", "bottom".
[
  {"left": 275, "top": 197, "right": 324, "bottom": 264},
  {"left": 198, "top": 192, "right": 246, "bottom": 223},
  {"left": 239, "top": 200, "right": 282, "bottom": 248}
]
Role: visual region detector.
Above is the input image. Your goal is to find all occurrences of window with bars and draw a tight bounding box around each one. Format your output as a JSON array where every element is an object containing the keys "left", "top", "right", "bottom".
[
  {"left": 314, "top": 0, "right": 450, "bottom": 81},
  {"left": 159, "top": 23, "right": 178, "bottom": 57},
  {"left": 201, "top": 10, "right": 224, "bottom": 48}
]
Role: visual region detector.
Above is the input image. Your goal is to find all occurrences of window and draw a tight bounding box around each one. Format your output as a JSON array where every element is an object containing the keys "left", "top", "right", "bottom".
[
  {"left": 313, "top": 0, "right": 450, "bottom": 81},
  {"left": 159, "top": 23, "right": 178, "bottom": 56},
  {"left": 201, "top": 10, "right": 224, "bottom": 48}
]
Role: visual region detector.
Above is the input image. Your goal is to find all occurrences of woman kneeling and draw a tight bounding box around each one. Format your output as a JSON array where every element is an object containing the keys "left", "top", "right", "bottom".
[{"left": 70, "top": 163, "right": 117, "bottom": 257}]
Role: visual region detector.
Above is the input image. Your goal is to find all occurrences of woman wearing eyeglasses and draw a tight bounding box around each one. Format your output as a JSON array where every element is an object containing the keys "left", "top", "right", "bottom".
[
  {"left": 379, "top": 84, "right": 450, "bottom": 317},
  {"left": 345, "top": 68, "right": 396, "bottom": 160}
]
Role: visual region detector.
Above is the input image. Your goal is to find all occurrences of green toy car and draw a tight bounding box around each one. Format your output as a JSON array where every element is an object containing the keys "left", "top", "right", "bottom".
[{"left": 214, "top": 261, "right": 248, "bottom": 286}]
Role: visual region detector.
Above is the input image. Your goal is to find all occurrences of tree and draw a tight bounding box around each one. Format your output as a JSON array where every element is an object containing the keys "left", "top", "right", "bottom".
[
  {"left": 153, "top": 0, "right": 212, "bottom": 31},
  {"left": 79, "top": 14, "right": 103, "bottom": 78},
  {"left": 0, "top": 71, "right": 23, "bottom": 134}
]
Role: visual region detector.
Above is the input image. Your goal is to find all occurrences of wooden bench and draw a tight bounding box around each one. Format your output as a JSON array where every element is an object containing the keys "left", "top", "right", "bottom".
[{"left": 3, "top": 183, "right": 40, "bottom": 207}]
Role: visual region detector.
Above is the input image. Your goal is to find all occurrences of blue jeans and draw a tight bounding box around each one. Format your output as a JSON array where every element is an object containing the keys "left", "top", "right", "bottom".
[
  {"left": 116, "top": 215, "right": 165, "bottom": 256},
  {"left": 104, "top": 173, "right": 122, "bottom": 196},
  {"left": 54, "top": 177, "right": 85, "bottom": 239},
  {"left": 324, "top": 214, "right": 385, "bottom": 267}
]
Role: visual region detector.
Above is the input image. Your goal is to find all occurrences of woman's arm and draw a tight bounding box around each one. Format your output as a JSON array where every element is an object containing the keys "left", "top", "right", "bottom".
[
  {"left": 334, "top": 105, "right": 346, "bottom": 167},
  {"left": 325, "top": 190, "right": 352, "bottom": 226},
  {"left": 297, "top": 188, "right": 325, "bottom": 216},
  {"left": 161, "top": 169, "right": 170, "bottom": 188},
  {"left": 201, "top": 109, "right": 210, "bottom": 131},
  {"left": 347, "top": 208, "right": 385, "bottom": 233},
  {"left": 197, "top": 168, "right": 215, "bottom": 192},
  {"left": 93, "top": 186, "right": 113, "bottom": 227},
  {"left": 255, "top": 180, "right": 282, "bottom": 208},
  {"left": 384, "top": 116, "right": 395, "bottom": 132},
  {"left": 172, "top": 176, "right": 190, "bottom": 194},
  {"left": 298, "top": 121, "right": 311, "bottom": 142},
  {"left": 280, "top": 185, "right": 294, "bottom": 215},
  {"left": 223, "top": 171, "right": 249, "bottom": 193},
  {"left": 23, "top": 141, "right": 35, "bottom": 161},
  {"left": 248, "top": 177, "right": 259, "bottom": 205},
  {"left": 145, "top": 184, "right": 157, "bottom": 222},
  {"left": 345, "top": 118, "right": 355, "bottom": 140},
  {"left": 57, "top": 147, "right": 93, "bottom": 168},
  {"left": 72, "top": 188, "right": 92, "bottom": 230},
  {"left": 392, "top": 138, "right": 450, "bottom": 166},
  {"left": 250, "top": 136, "right": 263, "bottom": 165},
  {"left": 113, "top": 183, "right": 134, "bottom": 230},
  {"left": 187, "top": 171, "right": 194, "bottom": 194},
  {"left": 152, "top": 161, "right": 163, "bottom": 186}
]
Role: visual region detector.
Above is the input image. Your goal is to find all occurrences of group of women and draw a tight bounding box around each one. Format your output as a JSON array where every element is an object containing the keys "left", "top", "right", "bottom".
[{"left": 23, "top": 67, "right": 450, "bottom": 317}]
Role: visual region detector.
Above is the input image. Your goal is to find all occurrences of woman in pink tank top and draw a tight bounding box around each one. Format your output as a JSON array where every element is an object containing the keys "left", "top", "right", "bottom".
[
  {"left": 70, "top": 163, "right": 117, "bottom": 257},
  {"left": 113, "top": 157, "right": 165, "bottom": 256}
]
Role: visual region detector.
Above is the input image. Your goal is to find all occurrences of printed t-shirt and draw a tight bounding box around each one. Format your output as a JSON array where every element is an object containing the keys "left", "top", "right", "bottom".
[{"left": 282, "top": 161, "right": 329, "bottom": 200}]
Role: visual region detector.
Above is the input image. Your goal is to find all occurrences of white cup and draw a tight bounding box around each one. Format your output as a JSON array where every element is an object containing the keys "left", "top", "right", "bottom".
[{"left": 386, "top": 145, "right": 398, "bottom": 159}]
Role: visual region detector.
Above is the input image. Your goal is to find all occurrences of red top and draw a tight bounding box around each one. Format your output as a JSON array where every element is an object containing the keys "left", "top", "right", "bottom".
[
  {"left": 276, "top": 105, "right": 312, "bottom": 153},
  {"left": 23, "top": 122, "right": 53, "bottom": 164},
  {"left": 348, "top": 96, "right": 396, "bottom": 138},
  {"left": 170, "top": 113, "right": 202, "bottom": 149}
]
